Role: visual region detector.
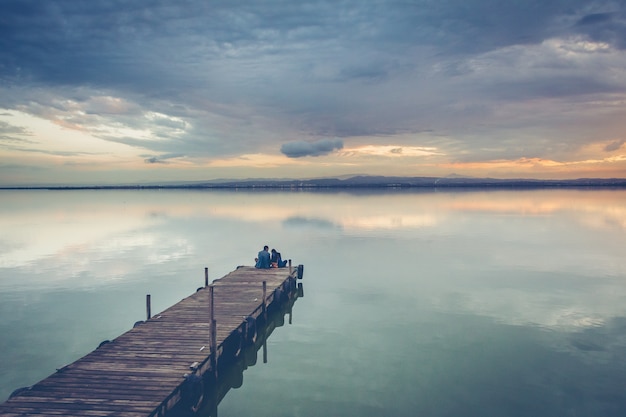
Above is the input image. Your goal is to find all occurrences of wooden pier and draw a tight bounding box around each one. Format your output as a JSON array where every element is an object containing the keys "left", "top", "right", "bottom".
[{"left": 0, "top": 264, "right": 304, "bottom": 417}]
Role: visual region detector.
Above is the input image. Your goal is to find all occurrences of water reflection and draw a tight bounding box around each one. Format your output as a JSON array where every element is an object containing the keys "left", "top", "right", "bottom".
[
  {"left": 2, "top": 189, "right": 625, "bottom": 274},
  {"left": 1, "top": 188, "right": 626, "bottom": 415},
  {"left": 172, "top": 287, "right": 302, "bottom": 417}
]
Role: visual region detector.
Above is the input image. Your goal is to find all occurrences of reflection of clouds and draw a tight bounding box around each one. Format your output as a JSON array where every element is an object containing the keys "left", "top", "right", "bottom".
[
  {"left": 579, "top": 204, "right": 626, "bottom": 231},
  {"left": 282, "top": 212, "right": 437, "bottom": 232},
  {"left": 0, "top": 210, "right": 160, "bottom": 269},
  {"left": 1, "top": 232, "right": 195, "bottom": 291},
  {"left": 208, "top": 193, "right": 444, "bottom": 231},
  {"left": 434, "top": 281, "right": 624, "bottom": 334},
  {"left": 0, "top": 193, "right": 196, "bottom": 289},
  {"left": 340, "top": 214, "right": 436, "bottom": 230},
  {"left": 544, "top": 316, "right": 626, "bottom": 367},
  {"left": 283, "top": 216, "right": 339, "bottom": 230},
  {"left": 3, "top": 189, "right": 608, "bottom": 236},
  {"left": 146, "top": 237, "right": 194, "bottom": 264},
  {"left": 444, "top": 190, "right": 626, "bottom": 231},
  {"left": 2, "top": 189, "right": 625, "bottom": 289},
  {"left": 389, "top": 223, "right": 626, "bottom": 337},
  {"left": 200, "top": 190, "right": 626, "bottom": 233}
]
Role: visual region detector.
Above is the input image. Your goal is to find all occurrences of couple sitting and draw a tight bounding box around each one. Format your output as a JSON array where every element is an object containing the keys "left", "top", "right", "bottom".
[{"left": 255, "top": 245, "right": 287, "bottom": 269}]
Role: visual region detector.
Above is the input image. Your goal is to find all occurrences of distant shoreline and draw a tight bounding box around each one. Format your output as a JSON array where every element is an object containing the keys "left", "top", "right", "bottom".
[{"left": 2, "top": 176, "right": 626, "bottom": 190}]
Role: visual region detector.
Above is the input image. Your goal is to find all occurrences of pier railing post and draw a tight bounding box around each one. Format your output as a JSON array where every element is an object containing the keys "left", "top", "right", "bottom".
[
  {"left": 209, "top": 285, "right": 217, "bottom": 377},
  {"left": 262, "top": 281, "right": 267, "bottom": 322},
  {"left": 211, "top": 318, "right": 217, "bottom": 374},
  {"left": 209, "top": 285, "right": 215, "bottom": 344},
  {"left": 146, "top": 294, "right": 151, "bottom": 320},
  {"left": 205, "top": 267, "right": 209, "bottom": 287}
]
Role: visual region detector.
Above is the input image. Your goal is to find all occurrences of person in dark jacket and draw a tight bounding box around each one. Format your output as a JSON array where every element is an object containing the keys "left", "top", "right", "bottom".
[
  {"left": 271, "top": 249, "right": 287, "bottom": 268},
  {"left": 255, "top": 245, "right": 271, "bottom": 268}
]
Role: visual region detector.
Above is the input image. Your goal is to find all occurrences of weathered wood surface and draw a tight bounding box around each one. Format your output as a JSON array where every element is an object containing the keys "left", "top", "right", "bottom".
[{"left": 0, "top": 266, "right": 300, "bottom": 417}]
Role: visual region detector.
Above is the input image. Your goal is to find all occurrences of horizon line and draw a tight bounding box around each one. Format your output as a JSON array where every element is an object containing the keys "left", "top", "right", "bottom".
[{"left": 2, "top": 176, "right": 626, "bottom": 190}]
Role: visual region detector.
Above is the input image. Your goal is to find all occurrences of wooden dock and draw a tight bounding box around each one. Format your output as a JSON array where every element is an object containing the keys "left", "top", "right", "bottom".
[{"left": 0, "top": 265, "right": 304, "bottom": 417}]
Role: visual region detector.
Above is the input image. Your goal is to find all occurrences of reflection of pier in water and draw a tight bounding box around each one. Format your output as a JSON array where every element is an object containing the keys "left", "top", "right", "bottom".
[
  {"left": 181, "top": 283, "right": 304, "bottom": 417},
  {"left": 0, "top": 265, "right": 304, "bottom": 417}
]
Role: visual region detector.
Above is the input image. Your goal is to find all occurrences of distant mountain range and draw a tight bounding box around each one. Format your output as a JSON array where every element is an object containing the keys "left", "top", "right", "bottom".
[
  {"left": 183, "top": 175, "right": 626, "bottom": 189},
  {"left": 5, "top": 175, "right": 626, "bottom": 189}
]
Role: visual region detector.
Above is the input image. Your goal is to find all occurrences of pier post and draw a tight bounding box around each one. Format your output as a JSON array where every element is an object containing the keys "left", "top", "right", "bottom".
[
  {"left": 211, "top": 319, "right": 217, "bottom": 374},
  {"left": 262, "top": 281, "right": 267, "bottom": 322},
  {"left": 289, "top": 259, "right": 292, "bottom": 274},
  {"left": 209, "top": 285, "right": 217, "bottom": 378},
  {"left": 146, "top": 294, "right": 151, "bottom": 320},
  {"left": 209, "top": 285, "right": 215, "bottom": 344},
  {"left": 205, "top": 267, "right": 209, "bottom": 287}
]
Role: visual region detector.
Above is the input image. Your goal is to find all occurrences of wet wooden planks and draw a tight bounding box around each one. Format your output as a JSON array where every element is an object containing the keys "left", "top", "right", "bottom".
[{"left": 0, "top": 266, "right": 300, "bottom": 417}]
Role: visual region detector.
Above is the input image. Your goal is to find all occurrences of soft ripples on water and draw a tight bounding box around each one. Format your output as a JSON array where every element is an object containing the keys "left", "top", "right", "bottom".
[{"left": 1, "top": 189, "right": 626, "bottom": 416}]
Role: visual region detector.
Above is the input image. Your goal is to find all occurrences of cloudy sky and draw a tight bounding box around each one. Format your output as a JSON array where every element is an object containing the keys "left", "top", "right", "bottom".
[{"left": 1, "top": 0, "right": 626, "bottom": 185}]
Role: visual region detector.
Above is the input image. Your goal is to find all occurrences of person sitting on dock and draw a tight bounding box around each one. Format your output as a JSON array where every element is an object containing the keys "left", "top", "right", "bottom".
[
  {"left": 255, "top": 245, "right": 271, "bottom": 269},
  {"left": 271, "top": 248, "right": 288, "bottom": 268}
]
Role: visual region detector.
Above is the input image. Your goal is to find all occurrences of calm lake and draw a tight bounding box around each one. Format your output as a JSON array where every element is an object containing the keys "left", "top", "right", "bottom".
[{"left": 1, "top": 188, "right": 626, "bottom": 416}]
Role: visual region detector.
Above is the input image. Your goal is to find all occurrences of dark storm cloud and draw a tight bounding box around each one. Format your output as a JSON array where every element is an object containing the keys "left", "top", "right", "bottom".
[
  {"left": 2, "top": 0, "right": 618, "bottom": 90},
  {"left": 281, "top": 138, "right": 343, "bottom": 158},
  {"left": 577, "top": 13, "right": 615, "bottom": 26},
  {"left": 605, "top": 139, "right": 625, "bottom": 152},
  {"left": 575, "top": 11, "right": 626, "bottom": 49},
  {"left": 484, "top": 75, "right": 620, "bottom": 101},
  {"left": 144, "top": 156, "right": 166, "bottom": 164},
  {"left": 143, "top": 153, "right": 184, "bottom": 164}
]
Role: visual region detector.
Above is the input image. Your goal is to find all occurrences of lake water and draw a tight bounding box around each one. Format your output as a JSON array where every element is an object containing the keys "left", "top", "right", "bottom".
[{"left": 1, "top": 188, "right": 626, "bottom": 416}]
